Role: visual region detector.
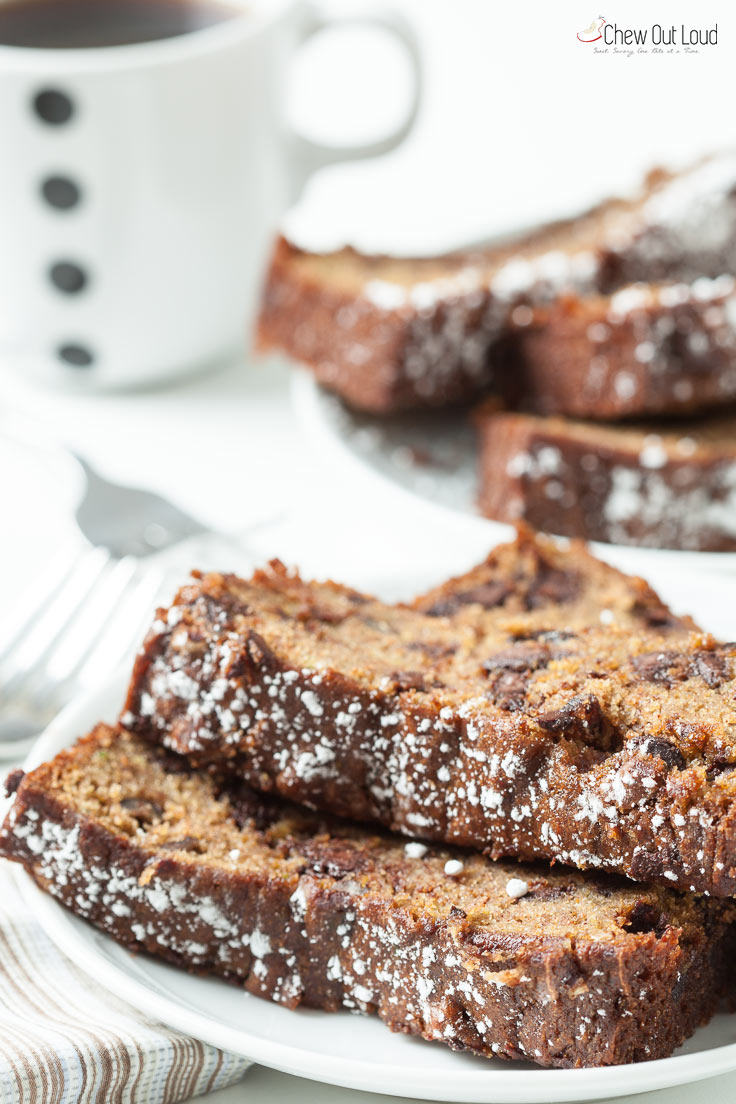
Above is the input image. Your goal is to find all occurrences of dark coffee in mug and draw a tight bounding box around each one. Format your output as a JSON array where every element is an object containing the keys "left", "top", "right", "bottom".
[{"left": 0, "top": 0, "right": 239, "bottom": 49}]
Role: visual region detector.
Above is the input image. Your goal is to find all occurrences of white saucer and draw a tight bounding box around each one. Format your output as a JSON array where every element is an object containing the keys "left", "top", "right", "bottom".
[
  {"left": 14, "top": 559, "right": 736, "bottom": 1103},
  {"left": 291, "top": 371, "right": 736, "bottom": 580}
]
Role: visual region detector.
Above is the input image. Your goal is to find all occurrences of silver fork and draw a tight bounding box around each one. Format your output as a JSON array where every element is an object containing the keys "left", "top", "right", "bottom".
[{"left": 0, "top": 453, "right": 211, "bottom": 756}]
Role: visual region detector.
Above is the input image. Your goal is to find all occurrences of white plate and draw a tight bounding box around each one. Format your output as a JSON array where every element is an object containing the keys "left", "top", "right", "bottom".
[
  {"left": 15, "top": 562, "right": 736, "bottom": 1104},
  {"left": 291, "top": 371, "right": 736, "bottom": 580}
]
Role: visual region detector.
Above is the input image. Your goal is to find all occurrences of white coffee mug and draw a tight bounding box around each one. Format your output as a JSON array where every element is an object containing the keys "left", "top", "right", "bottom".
[{"left": 0, "top": 0, "right": 421, "bottom": 389}]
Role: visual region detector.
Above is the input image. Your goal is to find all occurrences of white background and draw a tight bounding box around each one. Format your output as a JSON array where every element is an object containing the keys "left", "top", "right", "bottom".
[
  {"left": 1, "top": 1, "right": 735, "bottom": 1101},
  {"left": 287, "top": 0, "right": 736, "bottom": 252}
]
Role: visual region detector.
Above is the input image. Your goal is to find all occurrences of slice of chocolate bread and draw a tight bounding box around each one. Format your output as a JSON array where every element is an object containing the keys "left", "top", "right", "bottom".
[
  {"left": 257, "top": 154, "right": 736, "bottom": 415},
  {"left": 2, "top": 724, "right": 734, "bottom": 1069},
  {"left": 499, "top": 276, "right": 736, "bottom": 420},
  {"left": 476, "top": 410, "right": 736, "bottom": 551},
  {"left": 121, "top": 538, "right": 736, "bottom": 896}
]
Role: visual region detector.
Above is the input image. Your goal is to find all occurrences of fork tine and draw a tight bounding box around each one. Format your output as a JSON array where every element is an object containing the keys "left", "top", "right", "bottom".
[
  {"left": 33, "top": 558, "right": 148, "bottom": 715},
  {"left": 76, "top": 566, "right": 166, "bottom": 689},
  {"left": 0, "top": 545, "right": 112, "bottom": 702},
  {"left": 0, "top": 533, "right": 86, "bottom": 663},
  {"left": 42, "top": 555, "right": 141, "bottom": 684}
]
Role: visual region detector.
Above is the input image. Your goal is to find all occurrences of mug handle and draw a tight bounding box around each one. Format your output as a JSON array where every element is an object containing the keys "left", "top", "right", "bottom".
[{"left": 287, "top": 3, "right": 422, "bottom": 198}]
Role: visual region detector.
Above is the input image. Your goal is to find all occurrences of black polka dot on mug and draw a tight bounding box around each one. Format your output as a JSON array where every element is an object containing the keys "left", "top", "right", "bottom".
[
  {"left": 33, "top": 88, "right": 74, "bottom": 124},
  {"left": 58, "top": 343, "right": 94, "bottom": 367},
  {"left": 41, "top": 175, "right": 81, "bottom": 210},
  {"left": 49, "top": 261, "right": 88, "bottom": 294}
]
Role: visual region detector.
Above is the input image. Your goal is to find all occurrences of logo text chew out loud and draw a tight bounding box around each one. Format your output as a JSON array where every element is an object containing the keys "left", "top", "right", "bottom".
[{"left": 602, "top": 23, "right": 717, "bottom": 47}]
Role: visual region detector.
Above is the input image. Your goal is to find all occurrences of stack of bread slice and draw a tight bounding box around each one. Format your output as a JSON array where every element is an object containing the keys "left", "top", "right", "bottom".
[
  {"left": 257, "top": 153, "right": 736, "bottom": 550},
  {"left": 4, "top": 530, "right": 736, "bottom": 1068}
]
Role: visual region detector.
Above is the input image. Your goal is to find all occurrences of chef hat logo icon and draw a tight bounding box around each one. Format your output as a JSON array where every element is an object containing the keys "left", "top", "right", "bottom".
[{"left": 577, "top": 16, "right": 606, "bottom": 42}]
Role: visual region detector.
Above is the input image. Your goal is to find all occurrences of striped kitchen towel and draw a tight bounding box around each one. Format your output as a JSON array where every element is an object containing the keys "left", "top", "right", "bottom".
[{"left": 0, "top": 869, "right": 250, "bottom": 1104}]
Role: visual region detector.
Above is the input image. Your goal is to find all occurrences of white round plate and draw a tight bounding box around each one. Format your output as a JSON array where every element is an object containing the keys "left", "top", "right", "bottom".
[
  {"left": 15, "top": 562, "right": 736, "bottom": 1104},
  {"left": 291, "top": 371, "right": 736, "bottom": 580}
]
